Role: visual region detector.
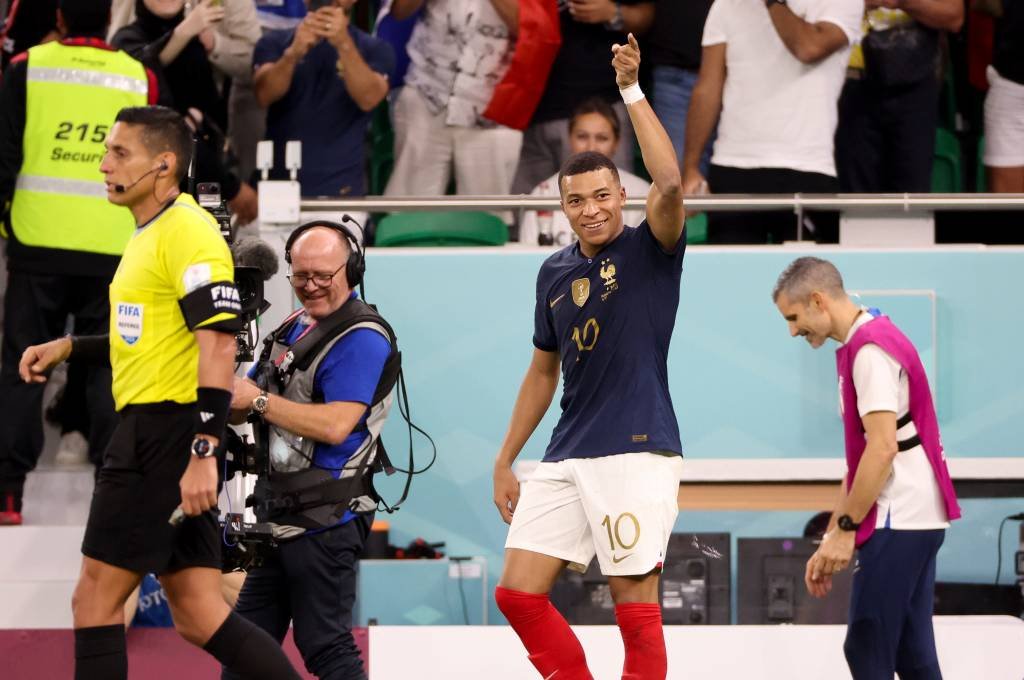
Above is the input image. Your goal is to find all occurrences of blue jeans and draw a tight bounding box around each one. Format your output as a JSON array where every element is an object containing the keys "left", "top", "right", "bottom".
[{"left": 652, "top": 65, "right": 713, "bottom": 175}]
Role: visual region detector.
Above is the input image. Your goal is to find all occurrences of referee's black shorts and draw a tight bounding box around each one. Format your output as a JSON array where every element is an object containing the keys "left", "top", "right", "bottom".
[{"left": 82, "top": 401, "right": 221, "bottom": 574}]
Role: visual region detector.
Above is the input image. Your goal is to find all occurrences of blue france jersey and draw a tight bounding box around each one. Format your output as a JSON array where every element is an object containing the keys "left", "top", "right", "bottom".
[{"left": 533, "top": 221, "right": 686, "bottom": 462}]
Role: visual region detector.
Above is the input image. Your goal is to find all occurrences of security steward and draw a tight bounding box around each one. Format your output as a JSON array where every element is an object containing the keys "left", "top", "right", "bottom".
[
  {"left": 226, "top": 221, "right": 399, "bottom": 680},
  {"left": 0, "top": 0, "right": 157, "bottom": 525},
  {"left": 19, "top": 105, "right": 301, "bottom": 680}
]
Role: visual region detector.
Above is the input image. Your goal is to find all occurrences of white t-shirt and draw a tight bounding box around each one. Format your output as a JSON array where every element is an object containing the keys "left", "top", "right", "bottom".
[
  {"left": 702, "top": 0, "right": 864, "bottom": 176},
  {"left": 518, "top": 170, "right": 651, "bottom": 245},
  {"left": 841, "top": 311, "right": 950, "bottom": 530}
]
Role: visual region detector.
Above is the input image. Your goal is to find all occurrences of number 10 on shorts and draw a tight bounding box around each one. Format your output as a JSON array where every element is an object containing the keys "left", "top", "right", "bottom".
[{"left": 601, "top": 512, "right": 640, "bottom": 555}]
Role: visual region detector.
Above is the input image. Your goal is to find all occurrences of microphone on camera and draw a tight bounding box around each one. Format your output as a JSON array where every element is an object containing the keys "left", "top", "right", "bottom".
[
  {"left": 113, "top": 161, "right": 168, "bottom": 194},
  {"left": 230, "top": 238, "right": 280, "bottom": 281}
]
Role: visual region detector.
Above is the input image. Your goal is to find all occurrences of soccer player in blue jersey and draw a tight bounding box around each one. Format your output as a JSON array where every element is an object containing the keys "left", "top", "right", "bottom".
[{"left": 492, "top": 33, "right": 686, "bottom": 680}]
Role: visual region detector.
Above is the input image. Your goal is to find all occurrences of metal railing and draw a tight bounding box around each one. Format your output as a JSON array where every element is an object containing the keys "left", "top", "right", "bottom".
[{"left": 300, "top": 193, "right": 1024, "bottom": 214}]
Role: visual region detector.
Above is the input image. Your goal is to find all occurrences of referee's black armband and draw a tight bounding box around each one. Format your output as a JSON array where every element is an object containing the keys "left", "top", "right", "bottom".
[
  {"left": 179, "top": 281, "right": 244, "bottom": 332},
  {"left": 195, "top": 387, "right": 232, "bottom": 439},
  {"left": 69, "top": 334, "right": 111, "bottom": 365}
]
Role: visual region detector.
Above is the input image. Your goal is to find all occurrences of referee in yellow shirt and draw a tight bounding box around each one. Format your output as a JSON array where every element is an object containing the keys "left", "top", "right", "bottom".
[{"left": 19, "top": 106, "right": 299, "bottom": 680}]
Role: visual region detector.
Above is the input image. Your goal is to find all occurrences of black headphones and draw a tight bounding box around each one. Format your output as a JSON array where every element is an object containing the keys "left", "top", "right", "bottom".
[{"left": 283, "top": 217, "right": 365, "bottom": 290}]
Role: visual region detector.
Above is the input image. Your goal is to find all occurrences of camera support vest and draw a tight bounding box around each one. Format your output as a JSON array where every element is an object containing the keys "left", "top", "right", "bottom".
[{"left": 253, "top": 298, "right": 401, "bottom": 533}]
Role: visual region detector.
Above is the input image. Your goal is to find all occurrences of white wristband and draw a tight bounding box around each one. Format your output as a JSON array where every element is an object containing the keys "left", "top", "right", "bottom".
[{"left": 619, "top": 82, "right": 645, "bottom": 106}]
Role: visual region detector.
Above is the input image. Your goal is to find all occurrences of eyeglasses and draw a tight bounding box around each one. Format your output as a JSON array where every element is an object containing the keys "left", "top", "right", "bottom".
[{"left": 287, "top": 263, "right": 345, "bottom": 289}]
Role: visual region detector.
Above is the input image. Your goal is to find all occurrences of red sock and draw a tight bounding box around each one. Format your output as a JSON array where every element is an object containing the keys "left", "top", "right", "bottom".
[
  {"left": 495, "top": 586, "right": 593, "bottom": 680},
  {"left": 615, "top": 603, "right": 667, "bottom": 680}
]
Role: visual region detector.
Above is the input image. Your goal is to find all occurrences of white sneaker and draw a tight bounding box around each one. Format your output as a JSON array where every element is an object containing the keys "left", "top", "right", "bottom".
[{"left": 54, "top": 431, "right": 89, "bottom": 467}]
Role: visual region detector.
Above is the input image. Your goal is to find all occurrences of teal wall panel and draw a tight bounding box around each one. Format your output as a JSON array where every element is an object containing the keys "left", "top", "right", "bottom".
[{"left": 348, "top": 247, "right": 1024, "bottom": 624}]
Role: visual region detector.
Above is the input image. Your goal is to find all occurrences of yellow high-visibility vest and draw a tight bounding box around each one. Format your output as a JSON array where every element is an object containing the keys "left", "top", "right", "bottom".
[{"left": 11, "top": 40, "right": 148, "bottom": 255}]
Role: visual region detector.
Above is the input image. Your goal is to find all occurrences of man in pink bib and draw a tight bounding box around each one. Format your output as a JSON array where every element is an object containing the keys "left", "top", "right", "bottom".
[{"left": 773, "top": 256, "right": 960, "bottom": 680}]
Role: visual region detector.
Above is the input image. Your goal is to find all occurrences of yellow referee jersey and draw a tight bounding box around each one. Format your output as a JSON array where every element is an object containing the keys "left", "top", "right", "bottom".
[{"left": 109, "top": 193, "right": 239, "bottom": 410}]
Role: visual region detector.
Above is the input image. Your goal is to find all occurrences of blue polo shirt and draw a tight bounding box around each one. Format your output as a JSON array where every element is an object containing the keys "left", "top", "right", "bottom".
[
  {"left": 253, "top": 27, "right": 395, "bottom": 196},
  {"left": 533, "top": 221, "right": 686, "bottom": 462}
]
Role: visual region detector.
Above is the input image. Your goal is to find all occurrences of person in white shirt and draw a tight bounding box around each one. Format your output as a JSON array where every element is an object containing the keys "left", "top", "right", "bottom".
[
  {"left": 682, "top": 0, "right": 863, "bottom": 244},
  {"left": 773, "top": 256, "right": 960, "bottom": 680},
  {"left": 384, "top": 0, "right": 522, "bottom": 199},
  {"left": 519, "top": 97, "right": 650, "bottom": 245}
]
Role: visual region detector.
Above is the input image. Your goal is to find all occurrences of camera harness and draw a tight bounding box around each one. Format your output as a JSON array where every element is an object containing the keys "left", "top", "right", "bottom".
[{"left": 245, "top": 219, "right": 434, "bottom": 535}]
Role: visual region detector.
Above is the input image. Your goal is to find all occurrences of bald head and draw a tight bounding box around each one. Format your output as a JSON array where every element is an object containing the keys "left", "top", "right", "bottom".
[
  {"left": 289, "top": 226, "right": 354, "bottom": 318},
  {"left": 291, "top": 226, "right": 350, "bottom": 262},
  {"left": 772, "top": 257, "right": 846, "bottom": 305}
]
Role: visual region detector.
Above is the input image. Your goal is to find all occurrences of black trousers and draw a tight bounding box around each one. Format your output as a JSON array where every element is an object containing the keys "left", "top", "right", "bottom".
[
  {"left": 0, "top": 271, "right": 117, "bottom": 504},
  {"left": 835, "top": 75, "right": 940, "bottom": 193},
  {"left": 224, "top": 513, "right": 373, "bottom": 680},
  {"left": 706, "top": 165, "right": 840, "bottom": 244}
]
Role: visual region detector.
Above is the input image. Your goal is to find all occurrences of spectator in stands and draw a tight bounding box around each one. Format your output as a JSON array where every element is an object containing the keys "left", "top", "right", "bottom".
[
  {"left": 835, "top": 0, "right": 964, "bottom": 193},
  {"left": 253, "top": 0, "right": 393, "bottom": 204},
  {"left": 110, "top": 0, "right": 263, "bottom": 225},
  {"left": 255, "top": 0, "right": 307, "bottom": 31},
  {"left": 113, "top": 0, "right": 259, "bottom": 225},
  {"left": 682, "top": 0, "right": 863, "bottom": 244},
  {"left": 509, "top": 0, "right": 654, "bottom": 195},
  {"left": 519, "top": 97, "right": 649, "bottom": 245},
  {"left": 981, "top": 0, "right": 1024, "bottom": 193},
  {"left": 648, "top": 0, "right": 715, "bottom": 176},
  {"left": 383, "top": 0, "right": 521, "bottom": 200},
  {"left": 0, "top": 0, "right": 58, "bottom": 69}
]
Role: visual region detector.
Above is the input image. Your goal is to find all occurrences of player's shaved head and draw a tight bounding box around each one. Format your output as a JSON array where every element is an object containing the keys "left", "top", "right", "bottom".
[{"left": 772, "top": 257, "right": 846, "bottom": 304}]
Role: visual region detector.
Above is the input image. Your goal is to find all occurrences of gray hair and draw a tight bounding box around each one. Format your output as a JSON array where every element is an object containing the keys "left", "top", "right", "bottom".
[{"left": 772, "top": 257, "right": 846, "bottom": 303}]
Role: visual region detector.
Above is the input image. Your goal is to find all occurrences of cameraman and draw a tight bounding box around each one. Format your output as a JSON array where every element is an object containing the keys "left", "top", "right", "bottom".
[{"left": 227, "top": 223, "right": 396, "bottom": 680}]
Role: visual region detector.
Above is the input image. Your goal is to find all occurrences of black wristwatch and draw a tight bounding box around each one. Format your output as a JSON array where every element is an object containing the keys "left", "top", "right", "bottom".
[
  {"left": 837, "top": 514, "right": 860, "bottom": 532},
  {"left": 190, "top": 437, "right": 215, "bottom": 459},
  {"left": 765, "top": 0, "right": 787, "bottom": 7}
]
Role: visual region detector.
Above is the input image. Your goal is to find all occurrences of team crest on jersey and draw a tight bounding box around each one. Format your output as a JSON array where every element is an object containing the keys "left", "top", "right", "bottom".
[
  {"left": 572, "top": 278, "right": 590, "bottom": 307},
  {"left": 600, "top": 258, "right": 618, "bottom": 301},
  {"left": 116, "top": 303, "right": 143, "bottom": 345}
]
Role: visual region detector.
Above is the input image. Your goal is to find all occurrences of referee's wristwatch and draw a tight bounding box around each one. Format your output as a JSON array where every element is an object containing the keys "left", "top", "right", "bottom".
[
  {"left": 190, "top": 437, "right": 216, "bottom": 459},
  {"left": 251, "top": 390, "right": 270, "bottom": 416},
  {"left": 836, "top": 514, "right": 860, "bottom": 532}
]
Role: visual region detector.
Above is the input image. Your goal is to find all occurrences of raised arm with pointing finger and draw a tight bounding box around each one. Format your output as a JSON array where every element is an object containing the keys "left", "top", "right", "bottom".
[{"left": 612, "top": 33, "right": 686, "bottom": 251}]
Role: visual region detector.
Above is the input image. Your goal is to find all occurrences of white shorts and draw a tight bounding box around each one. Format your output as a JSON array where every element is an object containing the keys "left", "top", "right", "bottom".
[
  {"left": 505, "top": 452, "right": 683, "bottom": 576},
  {"left": 984, "top": 65, "right": 1024, "bottom": 167}
]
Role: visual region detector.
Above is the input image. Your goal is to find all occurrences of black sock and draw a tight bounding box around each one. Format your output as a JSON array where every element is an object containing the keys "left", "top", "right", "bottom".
[
  {"left": 204, "top": 611, "right": 301, "bottom": 680},
  {"left": 74, "top": 624, "right": 127, "bottom": 680}
]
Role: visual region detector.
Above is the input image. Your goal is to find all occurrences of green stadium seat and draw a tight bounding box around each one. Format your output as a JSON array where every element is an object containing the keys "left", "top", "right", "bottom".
[
  {"left": 685, "top": 212, "right": 708, "bottom": 244},
  {"left": 931, "top": 128, "right": 963, "bottom": 193},
  {"left": 375, "top": 211, "right": 509, "bottom": 247}
]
